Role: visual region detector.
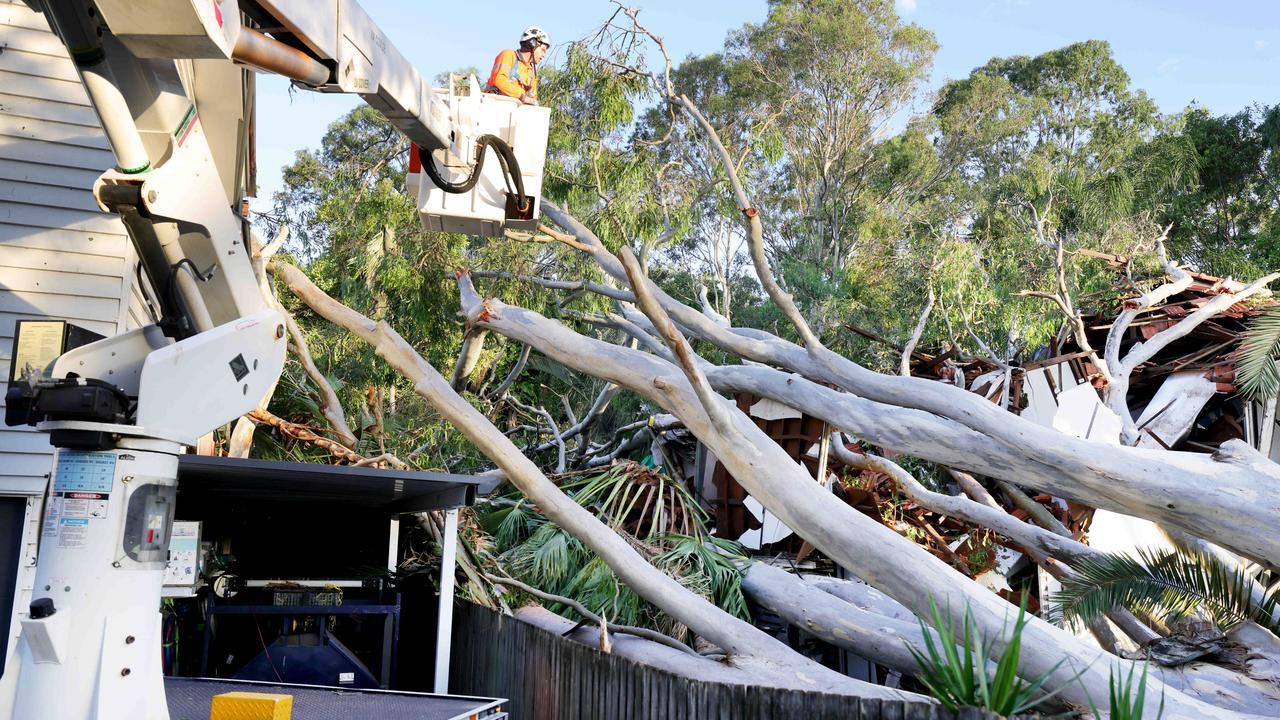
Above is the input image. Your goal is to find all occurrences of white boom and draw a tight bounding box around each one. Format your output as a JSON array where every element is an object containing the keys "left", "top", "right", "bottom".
[{"left": 3, "top": 1, "right": 548, "bottom": 718}]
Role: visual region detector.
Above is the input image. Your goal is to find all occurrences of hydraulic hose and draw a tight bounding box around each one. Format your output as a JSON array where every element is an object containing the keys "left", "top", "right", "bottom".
[{"left": 423, "top": 134, "right": 529, "bottom": 213}]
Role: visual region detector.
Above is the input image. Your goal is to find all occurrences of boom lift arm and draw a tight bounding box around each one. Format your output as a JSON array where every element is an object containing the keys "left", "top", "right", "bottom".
[{"left": 3, "top": 2, "right": 547, "bottom": 718}]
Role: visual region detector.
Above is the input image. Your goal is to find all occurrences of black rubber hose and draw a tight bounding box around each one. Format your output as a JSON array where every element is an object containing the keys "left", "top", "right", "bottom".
[
  {"left": 423, "top": 134, "right": 529, "bottom": 212},
  {"left": 487, "top": 137, "right": 527, "bottom": 210}
]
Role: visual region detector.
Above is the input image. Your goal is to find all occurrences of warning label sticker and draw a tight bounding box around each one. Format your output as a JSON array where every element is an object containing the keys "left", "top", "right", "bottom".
[
  {"left": 58, "top": 517, "right": 89, "bottom": 549},
  {"left": 42, "top": 490, "right": 110, "bottom": 547},
  {"left": 61, "top": 492, "right": 109, "bottom": 519}
]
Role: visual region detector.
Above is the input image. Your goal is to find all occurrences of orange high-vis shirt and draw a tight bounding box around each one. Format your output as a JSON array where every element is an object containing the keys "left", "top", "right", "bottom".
[{"left": 486, "top": 49, "right": 537, "bottom": 99}]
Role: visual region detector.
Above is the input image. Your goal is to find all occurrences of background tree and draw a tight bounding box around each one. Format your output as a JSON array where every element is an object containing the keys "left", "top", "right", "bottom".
[{"left": 1161, "top": 104, "right": 1280, "bottom": 276}]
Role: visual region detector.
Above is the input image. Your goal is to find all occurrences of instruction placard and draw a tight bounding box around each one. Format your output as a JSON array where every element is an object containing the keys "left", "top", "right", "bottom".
[
  {"left": 11, "top": 321, "right": 62, "bottom": 382},
  {"left": 44, "top": 452, "right": 116, "bottom": 549},
  {"left": 53, "top": 451, "right": 117, "bottom": 493}
]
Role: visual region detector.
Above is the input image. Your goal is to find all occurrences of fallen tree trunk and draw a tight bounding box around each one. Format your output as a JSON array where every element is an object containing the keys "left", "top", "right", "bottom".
[
  {"left": 801, "top": 575, "right": 920, "bottom": 623},
  {"left": 513, "top": 605, "right": 795, "bottom": 687},
  {"left": 455, "top": 272, "right": 1256, "bottom": 718},
  {"left": 741, "top": 562, "right": 956, "bottom": 678},
  {"left": 800, "top": 574, "right": 1280, "bottom": 714},
  {"left": 273, "top": 260, "right": 917, "bottom": 700}
]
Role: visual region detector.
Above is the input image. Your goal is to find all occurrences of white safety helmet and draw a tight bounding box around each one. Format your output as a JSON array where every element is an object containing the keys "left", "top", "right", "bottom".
[{"left": 520, "top": 26, "right": 550, "bottom": 48}]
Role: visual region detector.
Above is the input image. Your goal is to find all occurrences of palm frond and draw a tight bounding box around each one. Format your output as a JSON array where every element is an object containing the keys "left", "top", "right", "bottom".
[
  {"left": 563, "top": 463, "right": 706, "bottom": 540},
  {"left": 1081, "top": 172, "right": 1134, "bottom": 226},
  {"left": 654, "top": 533, "right": 751, "bottom": 620},
  {"left": 1050, "top": 546, "right": 1280, "bottom": 636},
  {"left": 492, "top": 502, "right": 542, "bottom": 548},
  {"left": 500, "top": 523, "right": 587, "bottom": 592},
  {"left": 1237, "top": 305, "right": 1280, "bottom": 400},
  {"left": 561, "top": 556, "right": 645, "bottom": 627}
]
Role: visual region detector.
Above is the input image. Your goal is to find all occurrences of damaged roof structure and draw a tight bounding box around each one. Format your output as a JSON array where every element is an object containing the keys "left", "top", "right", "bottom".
[{"left": 1030, "top": 252, "right": 1279, "bottom": 457}]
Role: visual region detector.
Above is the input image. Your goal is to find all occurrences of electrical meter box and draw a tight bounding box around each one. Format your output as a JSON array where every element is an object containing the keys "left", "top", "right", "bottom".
[{"left": 406, "top": 77, "right": 550, "bottom": 238}]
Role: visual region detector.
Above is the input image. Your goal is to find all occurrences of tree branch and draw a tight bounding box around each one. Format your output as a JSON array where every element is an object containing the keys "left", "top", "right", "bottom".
[
  {"left": 540, "top": 201, "right": 1280, "bottom": 568},
  {"left": 1110, "top": 251, "right": 1278, "bottom": 443},
  {"left": 451, "top": 328, "right": 489, "bottom": 391},
  {"left": 673, "top": 93, "right": 821, "bottom": 349},
  {"left": 900, "top": 286, "right": 934, "bottom": 377},
  {"left": 284, "top": 311, "right": 357, "bottom": 448},
  {"left": 490, "top": 343, "right": 532, "bottom": 400},
  {"left": 619, "top": 247, "right": 741, "bottom": 441},
  {"left": 828, "top": 439, "right": 1093, "bottom": 565},
  {"left": 248, "top": 408, "right": 366, "bottom": 464},
  {"left": 484, "top": 572, "right": 699, "bottom": 656}
]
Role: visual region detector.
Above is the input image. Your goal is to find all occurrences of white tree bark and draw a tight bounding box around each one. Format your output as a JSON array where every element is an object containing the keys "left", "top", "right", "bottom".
[
  {"left": 227, "top": 416, "right": 256, "bottom": 458},
  {"left": 454, "top": 272, "right": 1258, "bottom": 718},
  {"left": 284, "top": 311, "right": 357, "bottom": 447},
  {"left": 450, "top": 327, "right": 489, "bottom": 390},
  {"left": 273, "top": 260, "right": 918, "bottom": 700},
  {"left": 741, "top": 562, "right": 957, "bottom": 678},
  {"left": 900, "top": 287, "right": 935, "bottom": 377},
  {"left": 1101, "top": 239, "right": 1278, "bottom": 444}
]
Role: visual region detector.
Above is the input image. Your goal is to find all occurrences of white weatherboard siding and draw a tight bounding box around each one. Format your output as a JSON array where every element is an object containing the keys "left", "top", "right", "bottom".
[
  {"left": 0, "top": 0, "right": 149, "bottom": 490},
  {"left": 0, "top": 0, "right": 146, "bottom": 706}
]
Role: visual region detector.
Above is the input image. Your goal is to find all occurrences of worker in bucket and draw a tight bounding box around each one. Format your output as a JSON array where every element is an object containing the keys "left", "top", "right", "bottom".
[{"left": 485, "top": 26, "right": 550, "bottom": 105}]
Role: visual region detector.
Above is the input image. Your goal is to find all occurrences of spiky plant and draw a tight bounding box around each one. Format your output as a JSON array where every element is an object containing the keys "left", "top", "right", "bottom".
[
  {"left": 1093, "top": 662, "right": 1164, "bottom": 720},
  {"left": 907, "top": 595, "right": 1067, "bottom": 714},
  {"left": 1236, "top": 305, "right": 1280, "bottom": 400},
  {"left": 1050, "top": 546, "right": 1280, "bottom": 636}
]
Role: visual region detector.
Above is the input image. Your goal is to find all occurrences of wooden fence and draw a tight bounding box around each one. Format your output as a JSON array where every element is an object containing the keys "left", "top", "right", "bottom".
[{"left": 449, "top": 602, "right": 1017, "bottom": 720}]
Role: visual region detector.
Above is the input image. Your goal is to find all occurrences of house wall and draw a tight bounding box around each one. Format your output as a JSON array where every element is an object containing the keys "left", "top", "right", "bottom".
[{"left": 0, "top": 0, "right": 147, "bottom": 705}]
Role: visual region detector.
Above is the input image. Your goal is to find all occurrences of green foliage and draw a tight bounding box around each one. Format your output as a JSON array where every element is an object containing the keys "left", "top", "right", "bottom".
[
  {"left": 1159, "top": 104, "right": 1280, "bottom": 275},
  {"left": 503, "top": 522, "right": 589, "bottom": 588},
  {"left": 653, "top": 534, "right": 751, "bottom": 621},
  {"left": 726, "top": 0, "right": 939, "bottom": 317},
  {"left": 1237, "top": 305, "right": 1280, "bottom": 400},
  {"left": 479, "top": 464, "right": 751, "bottom": 638},
  {"left": 907, "top": 595, "right": 1065, "bottom": 714},
  {"left": 1050, "top": 547, "right": 1280, "bottom": 637},
  {"left": 1093, "top": 663, "right": 1164, "bottom": 720}
]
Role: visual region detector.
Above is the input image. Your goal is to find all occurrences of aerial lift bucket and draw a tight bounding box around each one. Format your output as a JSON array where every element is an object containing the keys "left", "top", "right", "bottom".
[{"left": 406, "top": 75, "right": 551, "bottom": 238}]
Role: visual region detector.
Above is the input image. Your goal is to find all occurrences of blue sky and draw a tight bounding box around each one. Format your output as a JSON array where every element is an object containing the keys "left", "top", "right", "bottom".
[{"left": 250, "top": 0, "right": 1280, "bottom": 208}]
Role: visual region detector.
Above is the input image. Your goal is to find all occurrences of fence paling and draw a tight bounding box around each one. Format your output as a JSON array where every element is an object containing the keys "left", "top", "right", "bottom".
[{"left": 449, "top": 601, "right": 1019, "bottom": 720}]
